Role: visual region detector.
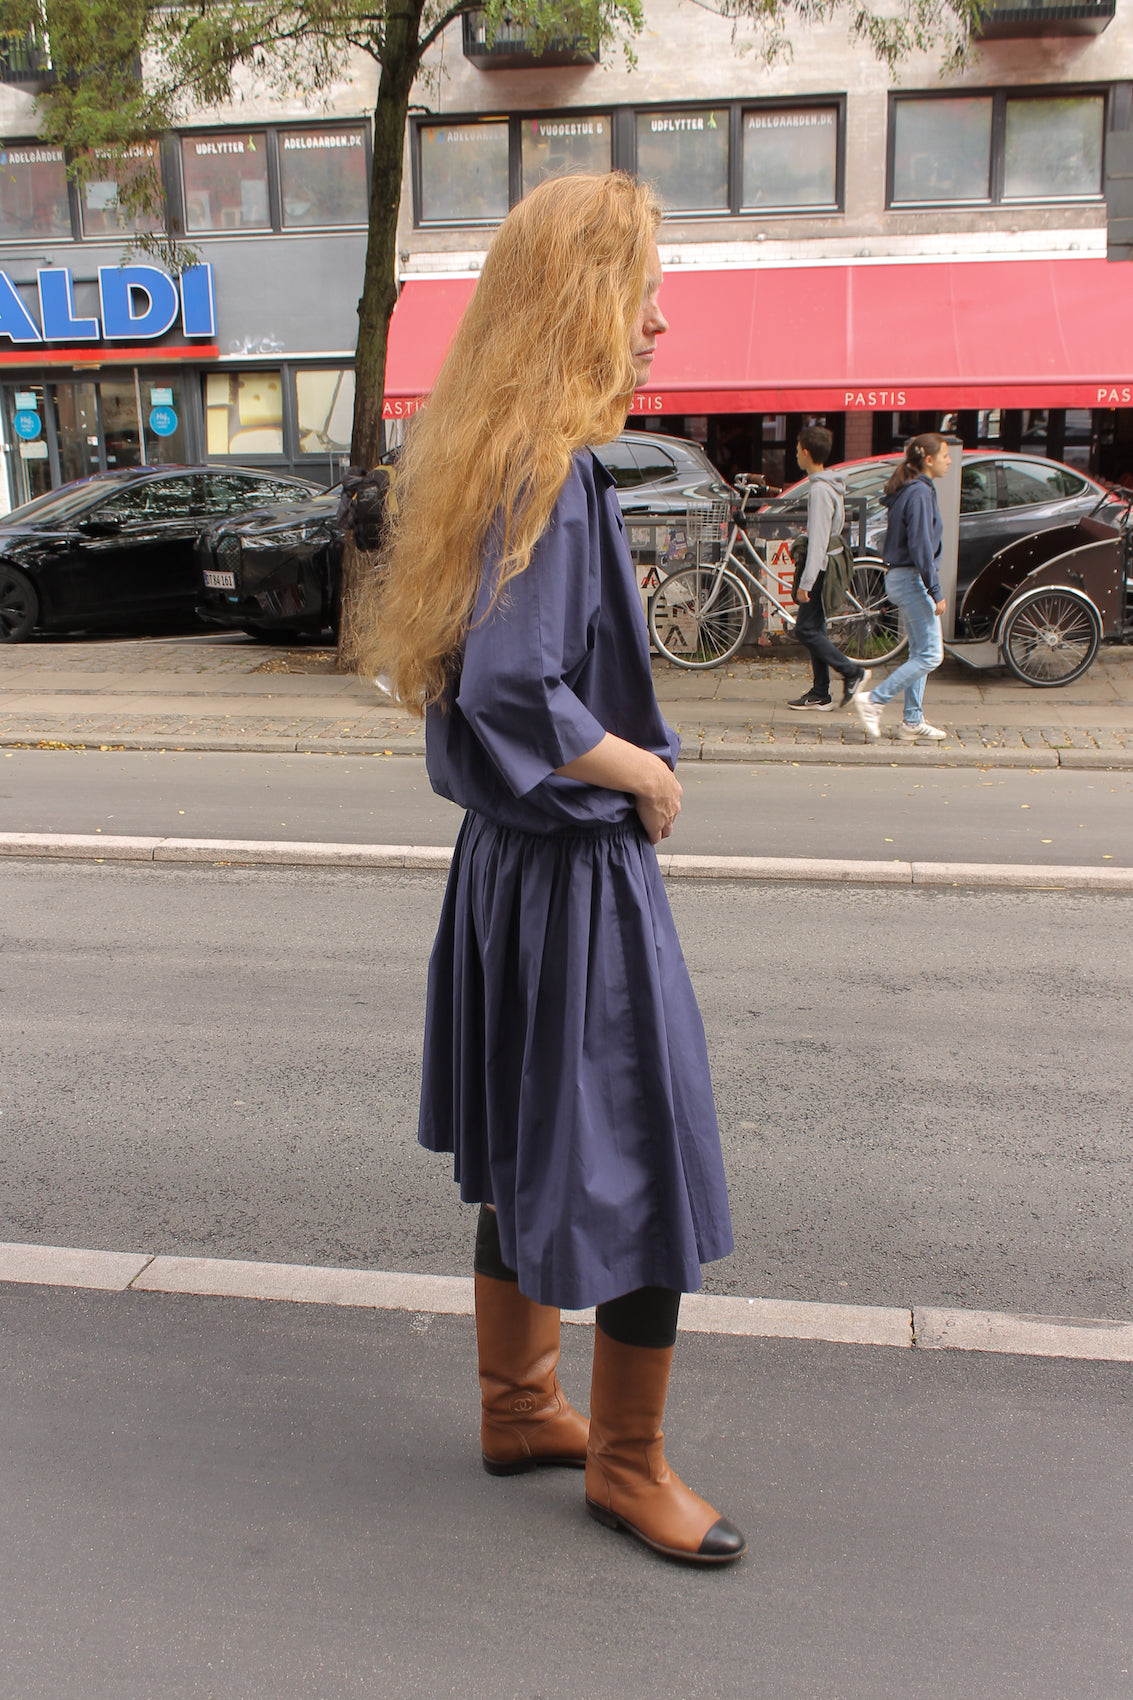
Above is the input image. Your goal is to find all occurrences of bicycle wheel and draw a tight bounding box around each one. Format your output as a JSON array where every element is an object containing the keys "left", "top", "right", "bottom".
[
  {"left": 1000, "top": 587, "right": 1100, "bottom": 687},
  {"left": 827, "top": 558, "right": 907, "bottom": 667},
  {"left": 649, "top": 565, "right": 750, "bottom": 669}
]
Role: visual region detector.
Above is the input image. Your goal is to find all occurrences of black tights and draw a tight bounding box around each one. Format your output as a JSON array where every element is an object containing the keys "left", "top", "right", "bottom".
[{"left": 474, "top": 1203, "right": 681, "bottom": 1349}]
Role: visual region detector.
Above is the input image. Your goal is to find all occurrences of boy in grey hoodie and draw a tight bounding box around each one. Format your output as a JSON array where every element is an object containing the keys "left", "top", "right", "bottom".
[{"left": 787, "top": 427, "right": 870, "bottom": 711}]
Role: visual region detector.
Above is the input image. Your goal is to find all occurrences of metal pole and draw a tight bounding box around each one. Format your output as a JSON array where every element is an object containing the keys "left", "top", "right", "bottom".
[{"left": 935, "top": 435, "right": 963, "bottom": 641}]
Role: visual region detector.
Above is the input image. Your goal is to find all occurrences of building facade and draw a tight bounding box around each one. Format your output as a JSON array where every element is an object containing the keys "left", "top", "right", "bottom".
[{"left": 0, "top": 0, "right": 1130, "bottom": 510}]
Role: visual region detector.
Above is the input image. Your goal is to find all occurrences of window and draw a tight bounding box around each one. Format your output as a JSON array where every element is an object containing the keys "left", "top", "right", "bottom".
[
  {"left": 890, "top": 89, "right": 1105, "bottom": 207},
  {"left": 635, "top": 109, "right": 729, "bottom": 212},
  {"left": 296, "top": 368, "right": 355, "bottom": 455},
  {"left": 960, "top": 464, "right": 997, "bottom": 513},
  {"left": 413, "top": 100, "right": 844, "bottom": 226},
  {"left": 594, "top": 439, "right": 646, "bottom": 487},
  {"left": 205, "top": 370, "right": 284, "bottom": 455},
  {"left": 1000, "top": 459, "right": 1088, "bottom": 507},
  {"left": 0, "top": 143, "right": 70, "bottom": 239},
  {"left": 627, "top": 442, "right": 680, "bottom": 483},
  {"left": 98, "top": 477, "right": 198, "bottom": 522},
  {"left": 1003, "top": 96, "right": 1104, "bottom": 200},
  {"left": 418, "top": 120, "right": 509, "bottom": 224},
  {"left": 891, "top": 97, "right": 993, "bottom": 204},
  {"left": 279, "top": 127, "right": 368, "bottom": 227},
  {"left": 199, "top": 471, "right": 310, "bottom": 512},
  {"left": 80, "top": 143, "right": 164, "bottom": 236},
  {"left": 742, "top": 107, "right": 839, "bottom": 210},
  {"left": 520, "top": 115, "right": 610, "bottom": 191},
  {"left": 182, "top": 133, "right": 270, "bottom": 233}
]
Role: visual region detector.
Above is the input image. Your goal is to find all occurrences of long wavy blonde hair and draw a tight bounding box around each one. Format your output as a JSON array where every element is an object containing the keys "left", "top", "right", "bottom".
[{"left": 353, "top": 171, "right": 662, "bottom": 710}]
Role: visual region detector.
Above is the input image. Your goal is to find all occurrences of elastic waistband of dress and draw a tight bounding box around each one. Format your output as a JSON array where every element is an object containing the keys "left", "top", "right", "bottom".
[{"left": 463, "top": 810, "right": 644, "bottom": 848}]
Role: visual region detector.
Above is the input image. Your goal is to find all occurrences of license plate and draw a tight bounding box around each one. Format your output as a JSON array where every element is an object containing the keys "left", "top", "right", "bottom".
[{"left": 203, "top": 569, "right": 235, "bottom": 590}]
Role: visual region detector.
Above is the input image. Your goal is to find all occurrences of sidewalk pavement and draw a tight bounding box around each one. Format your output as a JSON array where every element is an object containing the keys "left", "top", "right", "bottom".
[
  {"left": 3, "top": 631, "right": 1133, "bottom": 766},
  {"left": 3, "top": 1270, "right": 1131, "bottom": 1700}
]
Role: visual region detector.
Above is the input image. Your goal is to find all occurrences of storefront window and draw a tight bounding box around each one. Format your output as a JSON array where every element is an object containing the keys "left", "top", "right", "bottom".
[
  {"left": 1003, "top": 96, "right": 1103, "bottom": 201},
  {"left": 182, "top": 133, "right": 270, "bottom": 232},
  {"left": 80, "top": 143, "right": 164, "bottom": 236},
  {"left": 891, "top": 97, "right": 992, "bottom": 203},
  {"left": 0, "top": 144, "right": 70, "bottom": 240},
  {"left": 205, "top": 369, "right": 284, "bottom": 455},
  {"left": 279, "top": 127, "right": 368, "bottom": 227},
  {"left": 742, "top": 108, "right": 838, "bottom": 209},
  {"left": 635, "top": 109, "right": 728, "bottom": 212},
  {"left": 520, "top": 115, "right": 611, "bottom": 191},
  {"left": 418, "top": 121, "right": 509, "bottom": 223},
  {"left": 5, "top": 382, "right": 51, "bottom": 505},
  {"left": 296, "top": 368, "right": 354, "bottom": 457}
]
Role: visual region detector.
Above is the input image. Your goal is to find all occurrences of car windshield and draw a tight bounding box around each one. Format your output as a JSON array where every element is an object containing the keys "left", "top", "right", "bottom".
[{"left": 1, "top": 474, "right": 141, "bottom": 528}]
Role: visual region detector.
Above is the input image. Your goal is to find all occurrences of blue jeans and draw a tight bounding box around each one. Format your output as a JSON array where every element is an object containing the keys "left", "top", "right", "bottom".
[{"left": 870, "top": 567, "right": 943, "bottom": 726}]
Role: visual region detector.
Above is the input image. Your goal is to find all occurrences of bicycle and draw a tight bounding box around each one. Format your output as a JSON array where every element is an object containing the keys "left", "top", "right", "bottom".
[{"left": 647, "top": 475, "right": 908, "bottom": 672}]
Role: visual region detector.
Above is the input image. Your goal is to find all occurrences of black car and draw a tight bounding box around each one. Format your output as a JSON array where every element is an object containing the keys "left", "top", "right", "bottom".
[
  {"left": 0, "top": 466, "right": 326, "bottom": 642},
  {"left": 751, "top": 451, "right": 1118, "bottom": 595},
  {"left": 195, "top": 431, "right": 735, "bottom": 641}
]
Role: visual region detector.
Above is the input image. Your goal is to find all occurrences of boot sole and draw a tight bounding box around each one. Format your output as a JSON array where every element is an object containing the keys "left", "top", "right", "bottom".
[
  {"left": 585, "top": 1496, "right": 747, "bottom": 1565},
  {"left": 483, "top": 1453, "right": 586, "bottom": 1476}
]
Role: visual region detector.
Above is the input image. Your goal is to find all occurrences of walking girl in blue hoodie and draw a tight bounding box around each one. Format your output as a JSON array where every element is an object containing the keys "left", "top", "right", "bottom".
[{"left": 854, "top": 433, "right": 950, "bottom": 743}]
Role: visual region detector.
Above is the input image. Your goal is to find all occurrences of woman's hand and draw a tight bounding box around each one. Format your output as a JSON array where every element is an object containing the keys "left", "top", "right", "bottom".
[
  {"left": 934, "top": 597, "right": 947, "bottom": 617},
  {"left": 633, "top": 755, "right": 683, "bottom": 844},
  {"left": 555, "top": 734, "right": 682, "bottom": 845}
]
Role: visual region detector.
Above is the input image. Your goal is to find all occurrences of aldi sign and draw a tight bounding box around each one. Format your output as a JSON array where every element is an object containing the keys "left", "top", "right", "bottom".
[{"left": 0, "top": 262, "right": 216, "bottom": 345}]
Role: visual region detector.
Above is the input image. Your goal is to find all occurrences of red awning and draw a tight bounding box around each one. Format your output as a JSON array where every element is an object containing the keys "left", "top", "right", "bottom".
[{"left": 384, "top": 256, "right": 1133, "bottom": 417}]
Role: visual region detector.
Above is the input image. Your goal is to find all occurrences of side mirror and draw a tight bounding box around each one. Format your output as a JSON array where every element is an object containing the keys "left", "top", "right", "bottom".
[{"left": 77, "top": 515, "right": 122, "bottom": 537}]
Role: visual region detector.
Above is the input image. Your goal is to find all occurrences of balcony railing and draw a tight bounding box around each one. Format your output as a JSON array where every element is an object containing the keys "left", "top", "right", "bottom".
[
  {"left": 0, "top": 31, "right": 55, "bottom": 87},
  {"left": 974, "top": 0, "right": 1114, "bottom": 36},
  {"left": 461, "top": 10, "right": 599, "bottom": 69}
]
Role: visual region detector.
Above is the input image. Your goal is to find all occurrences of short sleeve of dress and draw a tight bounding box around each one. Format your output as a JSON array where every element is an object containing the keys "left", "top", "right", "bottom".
[{"left": 455, "top": 462, "right": 608, "bottom": 799}]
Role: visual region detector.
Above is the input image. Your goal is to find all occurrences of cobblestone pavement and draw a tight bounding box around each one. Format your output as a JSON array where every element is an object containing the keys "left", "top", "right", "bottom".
[{"left": 2, "top": 633, "right": 1132, "bottom": 765}]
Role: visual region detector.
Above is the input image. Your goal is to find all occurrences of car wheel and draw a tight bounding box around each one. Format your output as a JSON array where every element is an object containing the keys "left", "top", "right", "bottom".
[
  {"left": 0, "top": 563, "right": 38, "bottom": 642},
  {"left": 1000, "top": 587, "right": 1101, "bottom": 687}
]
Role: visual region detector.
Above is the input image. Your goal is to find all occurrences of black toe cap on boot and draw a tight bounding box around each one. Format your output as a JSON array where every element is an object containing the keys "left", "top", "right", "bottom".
[{"left": 697, "top": 1517, "right": 747, "bottom": 1562}]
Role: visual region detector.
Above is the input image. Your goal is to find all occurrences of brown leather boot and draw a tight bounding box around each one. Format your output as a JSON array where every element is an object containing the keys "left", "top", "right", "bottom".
[
  {"left": 585, "top": 1328, "right": 746, "bottom": 1564},
  {"left": 475, "top": 1272, "right": 589, "bottom": 1475}
]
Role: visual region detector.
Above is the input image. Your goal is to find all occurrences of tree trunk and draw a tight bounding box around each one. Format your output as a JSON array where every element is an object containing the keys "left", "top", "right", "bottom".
[{"left": 337, "top": 1, "right": 425, "bottom": 667}]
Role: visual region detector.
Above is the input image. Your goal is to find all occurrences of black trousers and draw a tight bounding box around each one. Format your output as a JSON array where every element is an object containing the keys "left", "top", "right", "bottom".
[{"left": 795, "top": 572, "right": 857, "bottom": 696}]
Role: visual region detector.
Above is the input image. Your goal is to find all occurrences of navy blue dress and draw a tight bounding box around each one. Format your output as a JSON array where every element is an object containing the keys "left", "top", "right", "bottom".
[{"left": 419, "top": 449, "right": 734, "bottom": 1310}]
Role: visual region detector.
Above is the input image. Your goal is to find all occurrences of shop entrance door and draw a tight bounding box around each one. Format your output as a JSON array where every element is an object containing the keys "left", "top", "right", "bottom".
[{"left": 52, "top": 381, "right": 102, "bottom": 485}]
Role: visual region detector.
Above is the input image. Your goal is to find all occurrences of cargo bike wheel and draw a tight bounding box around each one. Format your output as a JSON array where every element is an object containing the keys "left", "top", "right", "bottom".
[
  {"left": 648, "top": 565, "right": 751, "bottom": 670},
  {"left": 999, "top": 586, "right": 1101, "bottom": 687}
]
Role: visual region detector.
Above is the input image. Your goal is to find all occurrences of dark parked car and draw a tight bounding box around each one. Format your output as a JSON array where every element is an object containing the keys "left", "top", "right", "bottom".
[
  {"left": 195, "top": 431, "right": 734, "bottom": 641},
  {"left": 751, "top": 451, "right": 1119, "bottom": 593},
  {"left": 0, "top": 466, "right": 326, "bottom": 642}
]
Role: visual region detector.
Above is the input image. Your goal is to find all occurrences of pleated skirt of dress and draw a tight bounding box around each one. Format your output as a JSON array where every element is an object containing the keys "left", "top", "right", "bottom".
[{"left": 418, "top": 810, "right": 734, "bottom": 1311}]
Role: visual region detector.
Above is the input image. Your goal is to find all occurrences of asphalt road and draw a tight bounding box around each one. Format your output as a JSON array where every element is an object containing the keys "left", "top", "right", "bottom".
[
  {"left": 4, "top": 858, "right": 1130, "bottom": 1320},
  {"left": 5, "top": 1287, "right": 1130, "bottom": 1700},
  {"left": 3, "top": 747, "right": 1133, "bottom": 863}
]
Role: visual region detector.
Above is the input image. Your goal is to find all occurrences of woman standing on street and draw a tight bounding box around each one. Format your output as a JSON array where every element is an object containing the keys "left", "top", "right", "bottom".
[
  {"left": 359, "top": 173, "right": 744, "bottom": 1566},
  {"left": 854, "top": 434, "right": 951, "bottom": 743}
]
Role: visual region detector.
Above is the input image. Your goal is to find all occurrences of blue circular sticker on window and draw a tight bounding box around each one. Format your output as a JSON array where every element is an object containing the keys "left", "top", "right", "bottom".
[
  {"left": 149, "top": 406, "right": 178, "bottom": 438},
  {"left": 13, "top": 409, "right": 42, "bottom": 440}
]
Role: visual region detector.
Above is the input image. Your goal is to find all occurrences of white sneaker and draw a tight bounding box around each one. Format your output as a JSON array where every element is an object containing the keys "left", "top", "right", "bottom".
[
  {"left": 852, "top": 690, "right": 882, "bottom": 741},
  {"left": 897, "top": 720, "right": 946, "bottom": 742}
]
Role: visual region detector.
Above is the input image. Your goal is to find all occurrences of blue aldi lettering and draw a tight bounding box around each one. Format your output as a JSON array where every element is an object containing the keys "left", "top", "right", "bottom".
[{"left": 0, "top": 262, "right": 216, "bottom": 345}]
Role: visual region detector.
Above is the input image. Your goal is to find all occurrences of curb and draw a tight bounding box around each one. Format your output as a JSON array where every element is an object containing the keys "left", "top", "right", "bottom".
[
  {"left": 3, "top": 730, "right": 1132, "bottom": 768},
  {"left": 2, "top": 831, "right": 1132, "bottom": 889},
  {"left": 2, "top": 1241, "right": 1130, "bottom": 1363}
]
